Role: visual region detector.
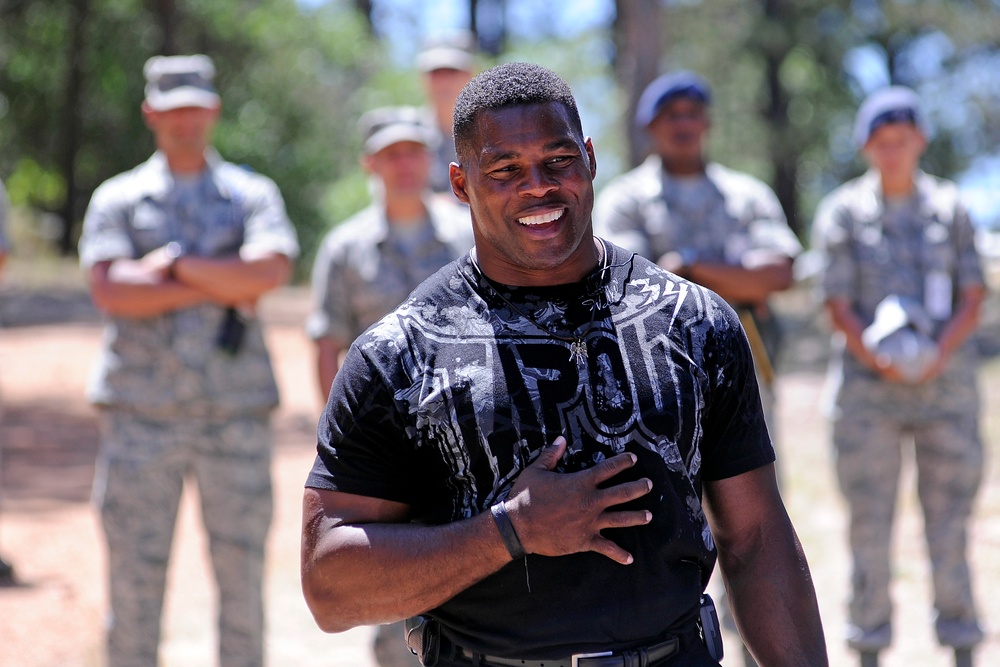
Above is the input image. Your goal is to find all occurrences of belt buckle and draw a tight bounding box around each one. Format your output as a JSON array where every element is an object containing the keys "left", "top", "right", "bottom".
[{"left": 571, "top": 650, "right": 614, "bottom": 667}]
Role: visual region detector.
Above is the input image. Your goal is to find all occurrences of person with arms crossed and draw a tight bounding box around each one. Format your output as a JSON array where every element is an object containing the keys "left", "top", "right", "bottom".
[
  {"left": 593, "top": 70, "right": 803, "bottom": 667},
  {"left": 79, "top": 54, "right": 298, "bottom": 667},
  {"left": 593, "top": 71, "right": 801, "bottom": 436},
  {"left": 301, "top": 62, "right": 826, "bottom": 667},
  {"left": 307, "top": 105, "right": 472, "bottom": 667},
  {"left": 811, "top": 86, "right": 986, "bottom": 667}
]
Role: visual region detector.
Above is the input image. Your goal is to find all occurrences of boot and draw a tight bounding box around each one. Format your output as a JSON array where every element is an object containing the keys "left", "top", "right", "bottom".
[
  {"left": 954, "top": 647, "right": 973, "bottom": 667},
  {"left": 859, "top": 650, "right": 879, "bottom": 667}
]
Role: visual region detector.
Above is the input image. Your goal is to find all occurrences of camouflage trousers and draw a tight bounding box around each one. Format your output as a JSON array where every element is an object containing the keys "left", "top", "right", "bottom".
[
  {"left": 831, "top": 401, "right": 983, "bottom": 647},
  {"left": 93, "top": 410, "right": 273, "bottom": 667}
]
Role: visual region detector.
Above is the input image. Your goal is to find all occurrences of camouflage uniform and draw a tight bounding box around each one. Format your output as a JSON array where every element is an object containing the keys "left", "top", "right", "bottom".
[
  {"left": 307, "top": 194, "right": 470, "bottom": 667},
  {"left": 594, "top": 156, "right": 802, "bottom": 434},
  {"left": 307, "top": 195, "right": 473, "bottom": 348},
  {"left": 811, "top": 169, "right": 985, "bottom": 650},
  {"left": 79, "top": 149, "right": 299, "bottom": 667}
]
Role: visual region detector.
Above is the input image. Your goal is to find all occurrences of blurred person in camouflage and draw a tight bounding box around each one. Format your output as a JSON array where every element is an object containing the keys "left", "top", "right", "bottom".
[
  {"left": 811, "top": 86, "right": 986, "bottom": 667},
  {"left": 416, "top": 32, "right": 477, "bottom": 196},
  {"left": 78, "top": 54, "right": 299, "bottom": 667},
  {"left": 593, "top": 70, "right": 801, "bottom": 667},
  {"left": 306, "top": 105, "right": 472, "bottom": 667}
]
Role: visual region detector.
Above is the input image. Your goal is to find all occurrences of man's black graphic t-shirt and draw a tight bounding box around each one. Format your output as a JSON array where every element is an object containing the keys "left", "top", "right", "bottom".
[{"left": 308, "top": 240, "right": 773, "bottom": 658}]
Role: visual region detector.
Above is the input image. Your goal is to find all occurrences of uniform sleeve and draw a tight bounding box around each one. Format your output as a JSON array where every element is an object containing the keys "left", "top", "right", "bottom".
[
  {"left": 698, "top": 299, "right": 775, "bottom": 481},
  {"left": 78, "top": 180, "right": 137, "bottom": 268},
  {"left": 238, "top": 176, "right": 300, "bottom": 260},
  {"left": 952, "top": 201, "right": 985, "bottom": 290},
  {"left": 745, "top": 182, "right": 802, "bottom": 259},
  {"left": 305, "top": 232, "right": 357, "bottom": 346},
  {"left": 810, "top": 194, "right": 856, "bottom": 302},
  {"left": 593, "top": 178, "right": 654, "bottom": 259},
  {"left": 306, "top": 341, "right": 419, "bottom": 503}
]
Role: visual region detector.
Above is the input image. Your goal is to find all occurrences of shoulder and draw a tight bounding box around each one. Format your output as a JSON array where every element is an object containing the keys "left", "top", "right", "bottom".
[
  {"left": 355, "top": 258, "right": 478, "bottom": 345},
  {"left": 87, "top": 159, "right": 161, "bottom": 211},
  {"left": 427, "top": 196, "right": 473, "bottom": 238},
  {"left": 597, "top": 156, "right": 663, "bottom": 201},
  {"left": 706, "top": 163, "right": 776, "bottom": 200},
  {"left": 610, "top": 241, "right": 733, "bottom": 320},
  {"left": 915, "top": 171, "right": 962, "bottom": 209},
  {"left": 318, "top": 205, "right": 383, "bottom": 249},
  {"left": 817, "top": 173, "right": 872, "bottom": 213},
  {"left": 213, "top": 160, "right": 282, "bottom": 198}
]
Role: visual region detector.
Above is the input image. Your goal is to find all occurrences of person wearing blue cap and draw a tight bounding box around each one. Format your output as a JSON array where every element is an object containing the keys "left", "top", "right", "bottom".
[
  {"left": 594, "top": 72, "right": 802, "bottom": 667},
  {"left": 594, "top": 70, "right": 801, "bottom": 440},
  {"left": 811, "top": 86, "right": 986, "bottom": 667},
  {"left": 79, "top": 54, "right": 299, "bottom": 667}
]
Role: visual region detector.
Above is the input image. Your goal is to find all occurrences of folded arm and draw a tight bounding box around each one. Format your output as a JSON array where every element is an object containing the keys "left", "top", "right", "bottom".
[
  {"left": 88, "top": 245, "right": 292, "bottom": 319},
  {"left": 670, "top": 252, "right": 793, "bottom": 305},
  {"left": 704, "top": 464, "right": 828, "bottom": 666}
]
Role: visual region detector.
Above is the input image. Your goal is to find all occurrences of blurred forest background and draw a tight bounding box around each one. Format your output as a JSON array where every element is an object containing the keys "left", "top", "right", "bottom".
[{"left": 1, "top": 0, "right": 999, "bottom": 279}]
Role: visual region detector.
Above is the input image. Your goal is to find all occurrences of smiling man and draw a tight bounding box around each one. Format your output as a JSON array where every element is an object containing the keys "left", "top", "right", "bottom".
[{"left": 301, "top": 62, "right": 826, "bottom": 667}]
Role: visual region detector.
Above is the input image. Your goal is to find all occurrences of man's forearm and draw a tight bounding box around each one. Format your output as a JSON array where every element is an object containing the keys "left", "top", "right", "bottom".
[
  {"left": 301, "top": 491, "right": 511, "bottom": 633},
  {"left": 174, "top": 253, "right": 291, "bottom": 305},
  {"left": 721, "top": 521, "right": 828, "bottom": 666},
  {"left": 90, "top": 261, "right": 208, "bottom": 317},
  {"left": 684, "top": 261, "right": 792, "bottom": 305}
]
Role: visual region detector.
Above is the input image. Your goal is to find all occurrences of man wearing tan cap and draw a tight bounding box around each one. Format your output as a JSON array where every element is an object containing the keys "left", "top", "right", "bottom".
[
  {"left": 307, "top": 106, "right": 472, "bottom": 667},
  {"left": 416, "top": 32, "right": 478, "bottom": 195},
  {"left": 79, "top": 54, "right": 299, "bottom": 667}
]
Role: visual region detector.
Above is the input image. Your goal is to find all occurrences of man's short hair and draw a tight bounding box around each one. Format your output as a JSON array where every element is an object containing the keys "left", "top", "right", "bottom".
[{"left": 452, "top": 62, "right": 582, "bottom": 163}]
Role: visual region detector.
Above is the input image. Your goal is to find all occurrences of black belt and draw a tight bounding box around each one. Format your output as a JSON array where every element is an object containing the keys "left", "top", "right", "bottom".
[{"left": 452, "top": 627, "right": 697, "bottom": 667}]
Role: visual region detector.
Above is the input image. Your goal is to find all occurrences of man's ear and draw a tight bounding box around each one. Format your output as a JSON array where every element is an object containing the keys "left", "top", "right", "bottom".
[
  {"left": 449, "top": 162, "right": 470, "bottom": 204},
  {"left": 360, "top": 153, "right": 375, "bottom": 174},
  {"left": 584, "top": 137, "right": 597, "bottom": 180},
  {"left": 141, "top": 102, "right": 156, "bottom": 130}
]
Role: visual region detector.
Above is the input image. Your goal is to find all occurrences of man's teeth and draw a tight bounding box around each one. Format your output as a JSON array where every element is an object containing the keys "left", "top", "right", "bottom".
[{"left": 518, "top": 209, "right": 563, "bottom": 225}]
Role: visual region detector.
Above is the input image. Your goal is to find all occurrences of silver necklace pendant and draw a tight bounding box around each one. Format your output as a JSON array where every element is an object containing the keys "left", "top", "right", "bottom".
[{"left": 569, "top": 338, "right": 588, "bottom": 365}]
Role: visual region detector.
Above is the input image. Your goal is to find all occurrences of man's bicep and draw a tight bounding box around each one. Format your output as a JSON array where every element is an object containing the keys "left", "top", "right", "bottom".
[{"left": 303, "top": 487, "right": 412, "bottom": 531}]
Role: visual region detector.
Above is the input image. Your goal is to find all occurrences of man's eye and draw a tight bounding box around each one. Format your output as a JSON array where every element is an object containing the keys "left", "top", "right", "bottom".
[{"left": 548, "top": 156, "right": 572, "bottom": 166}]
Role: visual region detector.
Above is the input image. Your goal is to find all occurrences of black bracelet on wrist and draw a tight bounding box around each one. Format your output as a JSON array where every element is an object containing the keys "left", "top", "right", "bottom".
[{"left": 490, "top": 501, "right": 526, "bottom": 560}]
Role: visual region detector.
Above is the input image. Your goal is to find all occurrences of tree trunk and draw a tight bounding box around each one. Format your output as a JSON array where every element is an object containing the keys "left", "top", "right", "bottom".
[
  {"left": 761, "top": 0, "right": 800, "bottom": 236},
  {"left": 353, "top": 0, "right": 374, "bottom": 35},
  {"left": 153, "top": 0, "right": 177, "bottom": 55},
  {"left": 613, "top": 0, "right": 663, "bottom": 168},
  {"left": 470, "top": 0, "right": 506, "bottom": 56},
  {"left": 58, "top": 0, "right": 88, "bottom": 256}
]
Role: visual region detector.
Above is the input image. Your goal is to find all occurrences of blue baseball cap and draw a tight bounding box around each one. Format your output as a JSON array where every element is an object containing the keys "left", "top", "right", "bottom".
[
  {"left": 635, "top": 71, "right": 711, "bottom": 127},
  {"left": 853, "top": 86, "right": 930, "bottom": 147}
]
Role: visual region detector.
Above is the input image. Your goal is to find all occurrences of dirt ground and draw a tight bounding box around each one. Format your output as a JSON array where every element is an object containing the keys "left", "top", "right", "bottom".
[{"left": 0, "top": 264, "right": 998, "bottom": 667}]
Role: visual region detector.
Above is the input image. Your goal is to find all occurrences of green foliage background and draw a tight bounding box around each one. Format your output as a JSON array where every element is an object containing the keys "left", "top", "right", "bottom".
[{"left": 2, "top": 0, "right": 999, "bottom": 278}]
